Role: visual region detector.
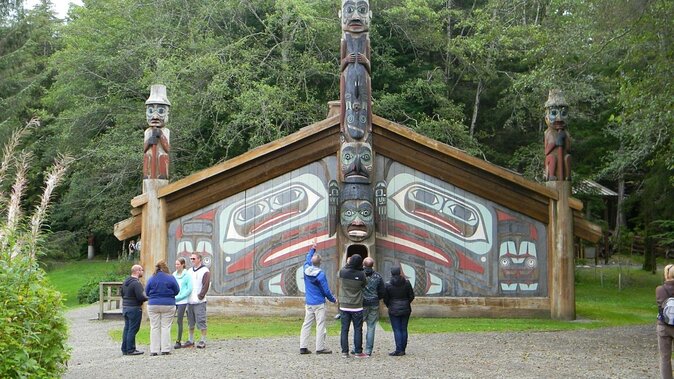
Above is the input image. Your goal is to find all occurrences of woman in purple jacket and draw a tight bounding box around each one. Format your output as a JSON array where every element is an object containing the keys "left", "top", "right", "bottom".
[{"left": 146, "top": 260, "right": 180, "bottom": 356}]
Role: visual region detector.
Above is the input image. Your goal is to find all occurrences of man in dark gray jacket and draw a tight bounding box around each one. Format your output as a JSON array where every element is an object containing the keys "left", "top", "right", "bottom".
[
  {"left": 362, "top": 257, "right": 385, "bottom": 356},
  {"left": 338, "top": 254, "right": 366, "bottom": 358},
  {"left": 121, "top": 264, "right": 148, "bottom": 356}
]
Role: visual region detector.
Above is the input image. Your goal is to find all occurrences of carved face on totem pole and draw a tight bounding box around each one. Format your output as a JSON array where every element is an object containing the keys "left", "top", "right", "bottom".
[
  {"left": 340, "top": 183, "right": 374, "bottom": 242},
  {"left": 143, "top": 84, "right": 171, "bottom": 180},
  {"left": 340, "top": 142, "right": 373, "bottom": 183},
  {"left": 543, "top": 89, "right": 572, "bottom": 181},
  {"left": 146, "top": 104, "right": 169, "bottom": 128},
  {"left": 145, "top": 84, "right": 171, "bottom": 128},
  {"left": 341, "top": 0, "right": 371, "bottom": 33},
  {"left": 544, "top": 89, "right": 568, "bottom": 132}
]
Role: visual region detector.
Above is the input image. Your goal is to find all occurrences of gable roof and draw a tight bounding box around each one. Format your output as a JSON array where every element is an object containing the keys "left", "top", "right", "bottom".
[{"left": 114, "top": 112, "right": 602, "bottom": 242}]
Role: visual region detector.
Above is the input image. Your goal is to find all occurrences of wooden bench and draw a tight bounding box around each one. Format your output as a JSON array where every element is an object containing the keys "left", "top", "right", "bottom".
[{"left": 98, "top": 281, "right": 123, "bottom": 320}]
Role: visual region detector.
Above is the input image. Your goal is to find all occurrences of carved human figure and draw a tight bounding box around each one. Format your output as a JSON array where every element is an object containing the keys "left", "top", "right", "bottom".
[
  {"left": 543, "top": 89, "right": 571, "bottom": 181},
  {"left": 339, "top": 0, "right": 372, "bottom": 142},
  {"left": 143, "top": 85, "right": 171, "bottom": 180},
  {"left": 340, "top": 142, "right": 373, "bottom": 183},
  {"left": 340, "top": 183, "right": 374, "bottom": 242}
]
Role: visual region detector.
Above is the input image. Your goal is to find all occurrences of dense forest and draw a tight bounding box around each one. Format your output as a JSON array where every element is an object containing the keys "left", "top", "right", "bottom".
[{"left": 1, "top": 0, "right": 672, "bottom": 266}]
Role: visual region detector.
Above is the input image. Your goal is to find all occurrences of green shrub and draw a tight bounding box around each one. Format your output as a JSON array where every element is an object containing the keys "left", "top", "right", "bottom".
[
  {"left": 0, "top": 253, "right": 70, "bottom": 378},
  {"left": 77, "top": 272, "right": 126, "bottom": 304}
]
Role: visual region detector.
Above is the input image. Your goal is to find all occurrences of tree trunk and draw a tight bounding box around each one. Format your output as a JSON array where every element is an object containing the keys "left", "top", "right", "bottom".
[
  {"left": 614, "top": 173, "right": 626, "bottom": 253},
  {"left": 469, "top": 79, "right": 483, "bottom": 137},
  {"left": 643, "top": 223, "right": 656, "bottom": 273}
]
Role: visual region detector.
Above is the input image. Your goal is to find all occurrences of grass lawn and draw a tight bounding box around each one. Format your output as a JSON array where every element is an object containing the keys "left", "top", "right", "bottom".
[
  {"left": 45, "top": 259, "right": 124, "bottom": 308},
  {"left": 46, "top": 257, "right": 664, "bottom": 343}
]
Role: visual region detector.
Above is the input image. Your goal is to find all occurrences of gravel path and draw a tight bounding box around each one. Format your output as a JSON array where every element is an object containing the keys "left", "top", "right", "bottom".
[{"left": 64, "top": 304, "right": 660, "bottom": 378}]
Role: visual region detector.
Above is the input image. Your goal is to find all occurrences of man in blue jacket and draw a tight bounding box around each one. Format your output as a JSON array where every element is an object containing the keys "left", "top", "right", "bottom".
[{"left": 299, "top": 239, "right": 337, "bottom": 355}]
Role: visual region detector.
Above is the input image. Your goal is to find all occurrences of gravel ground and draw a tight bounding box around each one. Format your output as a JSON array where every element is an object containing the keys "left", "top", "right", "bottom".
[{"left": 64, "top": 304, "right": 660, "bottom": 379}]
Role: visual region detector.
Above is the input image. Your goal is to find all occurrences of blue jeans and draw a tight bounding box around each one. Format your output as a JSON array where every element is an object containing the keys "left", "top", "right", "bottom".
[
  {"left": 340, "top": 309, "right": 364, "bottom": 354},
  {"left": 363, "top": 305, "right": 379, "bottom": 354},
  {"left": 122, "top": 306, "right": 142, "bottom": 354},
  {"left": 389, "top": 314, "right": 410, "bottom": 353}
]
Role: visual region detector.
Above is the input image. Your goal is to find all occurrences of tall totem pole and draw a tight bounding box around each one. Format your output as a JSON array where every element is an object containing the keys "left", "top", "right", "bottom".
[
  {"left": 333, "top": 0, "right": 376, "bottom": 262},
  {"left": 140, "top": 84, "right": 171, "bottom": 272},
  {"left": 543, "top": 89, "right": 575, "bottom": 320}
]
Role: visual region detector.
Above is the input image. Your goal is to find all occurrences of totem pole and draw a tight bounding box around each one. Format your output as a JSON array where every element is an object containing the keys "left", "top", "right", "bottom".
[
  {"left": 141, "top": 84, "right": 171, "bottom": 276},
  {"left": 333, "top": 0, "right": 379, "bottom": 261},
  {"left": 143, "top": 84, "right": 171, "bottom": 180},
  {"left": 544, "top": 89, "right": 575, "bottom": 320},
  {"left": 543, "top": 89, "right": 571, "bottom": 181}
]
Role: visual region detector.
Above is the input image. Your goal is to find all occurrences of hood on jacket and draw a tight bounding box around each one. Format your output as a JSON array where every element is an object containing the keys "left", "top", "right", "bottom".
[
  {"left": 347, "top": 254, "right": 363, "bottom": 269},
  {"left": 174, "top": 270, "right": 188, "bottom": 279},
  {"left": 123, "top": 276, "right": 138, "bottom": 286},
  {"left": 364, "top": 267, "right": 374, "bottom": 276},
  {"left": 305, "top": 265, "right": 322, "bottom": 277}
]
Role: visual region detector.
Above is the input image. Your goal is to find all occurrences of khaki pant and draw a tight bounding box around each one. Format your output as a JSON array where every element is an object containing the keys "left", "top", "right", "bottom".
[
  {"left": 299, "top": 304, "right": 327, "bottom": 351},
  {"left": 148, "top": 305, "right": 175, "bottom": 354},
  {"left": 657, "top": 323, "right": 674, "bottom": 379}
]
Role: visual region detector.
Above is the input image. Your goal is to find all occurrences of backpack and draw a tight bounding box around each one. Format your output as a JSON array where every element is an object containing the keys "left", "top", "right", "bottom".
[{"left": 660, "top": 288, "right": 674, "bottom": 326}]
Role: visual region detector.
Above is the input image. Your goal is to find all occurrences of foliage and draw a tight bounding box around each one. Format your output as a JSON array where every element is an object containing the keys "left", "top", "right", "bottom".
[
  {"left": 0, "top": 123, "right": 72, "bottom": 377},
  {"left": 0, "top": 253, "right": 70, "bottom": 378},
  {"left": 0, "top": 0, "right": 671, "bottom": 260},
  {"left": 77, "top": 271, "right": 126, "bottom": 305}
]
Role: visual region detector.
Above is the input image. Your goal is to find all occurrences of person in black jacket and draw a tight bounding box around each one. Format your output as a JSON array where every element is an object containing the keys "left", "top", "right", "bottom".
[
  {"left": 121, "top": 264, "right": 148, "bottom": 356},
  {"left": 338, "top": 254, "right": 367, "bottom": 358},
  {"left": 383, "top": 266, "right": 414, "bottom": 356}
]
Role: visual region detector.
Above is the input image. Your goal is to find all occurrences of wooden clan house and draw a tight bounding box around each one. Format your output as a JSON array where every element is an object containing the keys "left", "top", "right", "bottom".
[{"left": 114, "top": 1, "right": 600, "bottom": 320}]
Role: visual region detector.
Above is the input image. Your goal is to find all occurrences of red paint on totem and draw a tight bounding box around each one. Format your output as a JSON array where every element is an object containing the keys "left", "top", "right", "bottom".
[
  {"left": 175, "top": 225, "right": 183, "bottom": 240},
  {"left": 378, "top": 236, "right": 452, "bottom": 267},
  {"left": 226, "top": 251, "right": 254, "bottom": 273},
  {"left": 195, "top": 209, "right": 216, "bottom": 220},
  {"left": 496, "top": 209, "right": 517, "bottom": 222},
  {"left": 456, "top": 250, "right": 484, "bottom": 274},
  {"left": 250, "top": 210, "right": 300, "bottom": 234},
  {"left": 529, "top": 225, "right": 538, "bottom": 240}
]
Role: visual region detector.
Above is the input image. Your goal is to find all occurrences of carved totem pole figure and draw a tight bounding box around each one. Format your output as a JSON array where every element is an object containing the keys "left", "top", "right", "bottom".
[
  {"left": 143, "top": 85, "right": 171, "bottom": 180},
  {"left": 543, "top": 89, "right": 571, "bottom": 181},
  {"left": 339, "top": 0, "right": 372, "bottom": 143},
  {"left": 337, "top": 0, "right": 380, "bottom": 260}
]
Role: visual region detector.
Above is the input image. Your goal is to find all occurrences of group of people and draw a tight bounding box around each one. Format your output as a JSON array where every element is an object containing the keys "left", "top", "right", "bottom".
[
  {"left": 121, "top": 242, "right": 414, "bottom": 358},
  {"left": 300, "top": 240, "right": 415, "bottom": 357},
  {"left": 120, "top": 252, "right": 211, "bottom": 356}
]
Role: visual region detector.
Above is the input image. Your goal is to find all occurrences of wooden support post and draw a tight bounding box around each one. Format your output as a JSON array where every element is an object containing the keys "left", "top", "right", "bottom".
[
  {"left": 548, "top": 181, "right": 575, "bottom": 320},
  {"left": 140, "top": 179, "right": 169, "bottom": 279}
]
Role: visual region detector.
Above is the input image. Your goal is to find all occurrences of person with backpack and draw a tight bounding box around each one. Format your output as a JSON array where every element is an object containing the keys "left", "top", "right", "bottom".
[
  {"left": 299, "top": 239, "right": 337, "bottom": 355},
  {"left": 656, "top": 263, "right": 674, "bottom": 379}
]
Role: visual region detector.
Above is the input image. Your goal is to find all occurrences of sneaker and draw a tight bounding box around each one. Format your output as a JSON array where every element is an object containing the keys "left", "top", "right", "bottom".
[
  {"left": 174, "top": 341, "right": 182, "bottom": 349},
  {"left": 300, "top": 348, "right": 312, "bottom": 354},
  {"left": 196, "top": 341, "right": 206, "bottom": 349},
  {"left": 388, "top": 351, "right": 405, "bottom": 356},
  {"left": 341, "top": 352, "right": 349, "bottom": 358},
  {"left": 182, "top": 341, "right": 194, "bottom": 348},
  {"left": 354, "top": 352, "right": 369, "bottom": 358},
  {"left": 127, "top": 350, "right": 144, "bottom": 356},
  {"left": 150, "top": 353, "right": 158, "bottom": 356},
  {"left": 161, "top": 352, "right": 170, "bottom": 355},
  {"left": 315, "top": 349, "right": 332, "bottom": 354}
]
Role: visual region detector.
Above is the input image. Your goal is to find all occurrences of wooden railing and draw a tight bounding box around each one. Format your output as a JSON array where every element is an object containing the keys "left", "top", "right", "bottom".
[{"left": 98, "top": 281, "right": 123, "bottom": 320}]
